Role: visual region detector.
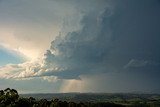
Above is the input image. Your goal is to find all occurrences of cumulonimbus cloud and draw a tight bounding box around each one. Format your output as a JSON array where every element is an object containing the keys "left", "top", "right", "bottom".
[
  {"left": 1, "top": 0, "right": 160, "bottom": 93},
  {"left": 0, "top": 0, "right": 113, "bottom": 80}
]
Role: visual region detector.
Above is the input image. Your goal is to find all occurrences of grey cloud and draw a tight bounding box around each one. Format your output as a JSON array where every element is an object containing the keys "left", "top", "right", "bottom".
[
  {"left": 124, "top": 59, "right": 160, "bottom": 69},
  {"left": 40, "top": 0, "right": 160, "bottom": 80},
  {"left": 0, "top": 0, "right": 113, "bottom": 80},
  {"left": 124, "top": 59, "right": 149, "bottom": 68},
  {"left": 43, "top": 7, "right": 114, "bottom": 79},
  {"left": 1, "top": 0, "right": 160, "bottom": 93}
]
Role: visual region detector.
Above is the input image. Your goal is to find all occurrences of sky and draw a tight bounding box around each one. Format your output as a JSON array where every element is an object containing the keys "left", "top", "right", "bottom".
[{"left": 0, "top": 0, "right": 160, "bottom": 93}]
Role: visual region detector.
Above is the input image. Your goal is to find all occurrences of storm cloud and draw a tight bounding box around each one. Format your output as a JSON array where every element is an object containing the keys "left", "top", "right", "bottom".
[
  {"left": 42, "top": 0, "right": 160, "bottom": 81},
  {"left": 0, "top": 0, "right": 160, "bottom": 93}
]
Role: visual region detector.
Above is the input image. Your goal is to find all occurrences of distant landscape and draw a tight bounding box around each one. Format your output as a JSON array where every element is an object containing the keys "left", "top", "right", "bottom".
[
  {"left": 21, "top": 92, "right": 160, "bottom": 107},
  {"left": 1, "top": 88, "right": 160, "bottom": 107}
]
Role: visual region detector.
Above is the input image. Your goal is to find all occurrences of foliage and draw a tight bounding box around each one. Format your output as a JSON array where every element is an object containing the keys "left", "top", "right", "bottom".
[
  {"left": 0, "top": 88, "right": 125, "bottom": 107},
  {"left": 0, "top": 88, "right": 160, "bottom": 107}
]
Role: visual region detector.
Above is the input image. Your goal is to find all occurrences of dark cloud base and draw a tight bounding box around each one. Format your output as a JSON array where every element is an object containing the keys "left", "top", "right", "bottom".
[{"left": 42, "top": 0, "right": 160, "bottom": 93}]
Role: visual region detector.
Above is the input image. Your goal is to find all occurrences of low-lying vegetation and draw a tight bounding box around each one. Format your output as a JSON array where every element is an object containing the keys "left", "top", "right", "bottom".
[
  {"left": 1, "top": 88, "right": 160, "bottom": 107},
  {"left": 0, "top": 88, "right": 124, "bottom": 107}
]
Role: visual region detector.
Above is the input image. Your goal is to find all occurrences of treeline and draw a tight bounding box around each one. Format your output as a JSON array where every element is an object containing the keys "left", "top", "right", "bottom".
[{"left": 0, "top": 88, "right": 124, "bottom": 107}]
